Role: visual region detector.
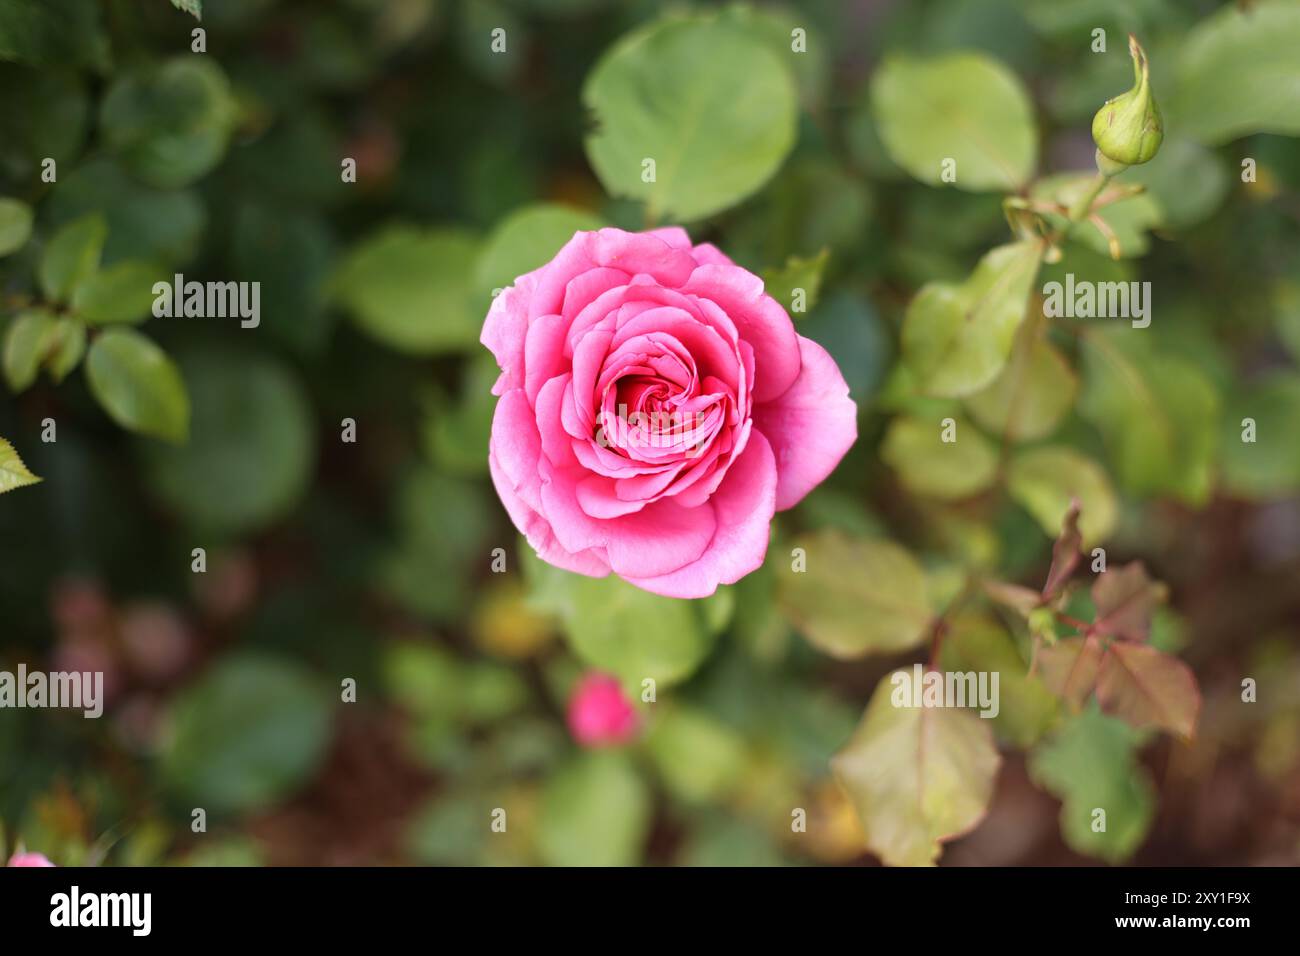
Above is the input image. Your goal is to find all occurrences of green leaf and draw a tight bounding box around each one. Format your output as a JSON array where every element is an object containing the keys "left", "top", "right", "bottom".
[
  {"left": 1028, "top": 705, "right": 1155, "bottom": 863},
  {"left": 646, "top": 705, "right": 748, "bottom": 803},
  {"left": 47, "top": 159, "right": 205, "bottom": 267},
  {"left": 1170, "top": 0, "right": 1300, "bottom": 144},
  {"left": 382, "top": 643, "right": 527, "bottom": 727},
  {"left": 71, "top": 260, "right": 159, "bottom": 325},
  {"left": 583, "top": 10, "right": 797, "bottom": 222},
  {"left": 85, "top": 329, "right": 189, "bottom": 442},
  {"left": 161, "top": 654, "right": 333, "bottom": 815},
  {"left": 536, "top": 751, "right": 651, "bottom": 867},
  {"left": 39, "top": 214, "right": 106, "bottom": 302},
  {"left": 760, "top": 248, "right": 829, "bottom": 320},
  {"left": 333, "top": 225, "right": 481, "bottom": 355},
  {"left": 0, "top": 67, "right": 90, "bottom": 181},
  {"left": 474, "top": 202, "right": 604, "bottom": 301},
  {"left": 1219, "top": 372, "right": 1300, "bottom": 499},
  {"left": 0, "top": 0, "right": 108, "bottom": 69},
  {"left": 1032, "top": 174, "right": 1163, "bottom": 259},
  {"left": 728, "top": 4, "right": 828, "bottom": 107},
  {"left": 1116, "top": 137, "right": 1228, "bottom": 231},
  {"left": 230, "top": 204, "right": 337, "bottom": 355},
  {"left": 379, "top": 467, "right": 494, "bottom": 622},
  {"left": 832, "top": 669, "right": 1001, "bottom": 866},
  {"left": 143, "top": 347, "right": 315, "bottom": 533},
  {"left": 870, "top": 52, "right": 1037, "bottom": 192},
  {"left": 170, "top": 0, "right": 201, "bottom": 20},
  {"left": 939, "top": 611, "right": 1058, "bottom": 747},
  {"left": 0, "top": 436, "right": 40, "bottom": 494},
  {"left": 3, "top": 310, "right": 58, "bottom": 392},
  {"left": 902, "top": 240, "right": 1044, "bottom": 398},
  {"left": 100, "top": 58, "right": 237, "bottom": 189},
  {"left": 382, "top": 643, "right": 463, "bottom": 718},
  {"left": 406, "top": 791, "right": 490, "bottom": 865},
  {"left": 1079, "top": 329, "right": 1219, "bottom": 505},
  {"left": 964, "top": 323, "right": 1077, "bottom": 441},
  {"left": 523, "top": 548, "right": 714, "bottom": 688},
  {"left": 45, "top": 318, "right": 85, "bottom": 383},
  {"left": 724, "top": 156, "right": 873, "bottom": 268},
  {"left": 0, "top": 196, "right": 32, "bottom": 256},
  {"left": 1096, "top": 642, "right": 1199, "bottom": 741},
  {"left": 1007, "top": 445, "right": 1118, "bottom": 547},
  {"left": 880, "top": 414, "right": 998, "bottom": 500},
  {"left": 1277, "top": 282, "right": 1300, "bottom": 365},
  {"left": 777, "top": 530, "right": 934, "bottom": 659},
  {"left": 421, "top": 352, "right": 497, "bottom": 477}
]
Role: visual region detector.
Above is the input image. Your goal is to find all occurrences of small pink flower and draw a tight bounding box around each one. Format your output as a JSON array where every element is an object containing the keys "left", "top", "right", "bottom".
[
  {"left": 7, "top": 852, "right": 55, "bottom": 867},
  {"left": 567, "top": 672, "right": 639, "bottom": 747}
]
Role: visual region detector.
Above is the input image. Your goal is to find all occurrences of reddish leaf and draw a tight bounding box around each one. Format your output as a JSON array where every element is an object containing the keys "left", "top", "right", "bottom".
[
  {"left": 1036, "top": 634, "right": 1104, "bottom": 710},
  {"left": 1091, "top": 561, "right": 1167, "bottom": 642},
  {"left": 1042, "top": 498, "right": 1082, "bottom": 599},
  {"left": 1096, "top": 642, "right": 1200, "bottom": 740}
]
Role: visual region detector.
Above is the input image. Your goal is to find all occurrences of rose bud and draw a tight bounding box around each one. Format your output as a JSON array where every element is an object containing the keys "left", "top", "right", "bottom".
[
  {"left": 1092, "top": 34, "right": 1163, "bottom": 168},
  {"left": 567, "top": 672, "right": 639, "bottom": 747}
]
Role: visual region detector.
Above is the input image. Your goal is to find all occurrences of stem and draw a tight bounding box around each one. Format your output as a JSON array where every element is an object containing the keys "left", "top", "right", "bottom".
[{"left": 1067, "top": 172, "right": 1111, "bottom": 223}]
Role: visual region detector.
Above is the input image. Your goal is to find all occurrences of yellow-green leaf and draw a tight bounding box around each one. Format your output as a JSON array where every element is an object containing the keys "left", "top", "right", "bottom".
[
  {"left": 777, "top": 530, "right": 934, "bottom": 659},
  {"left": 881, "top": 414, "right": 998, "bottom": 500},
  {"left": 71, "top": 259, "right": 159, "bottom": 324},
  {"left": 870, "top": 52, "right": 1037, "bottom": 192},
  {"left": 902, "top": 240, "right": 1044, "bottom": 398},
  {"left": 0, "top": 197, "right": 34, "bottom": 257},
  {"left": 964, "top": 323, "right": 1076, "bottom": 441},
  {"left": 39, "top": 214, "right": 106, "bottom": 302},
  {"left": 0, "top": 437, "right": 41, "bottom": 493},
  {"left": 3, "top": 311, "right": 59, "bottom": 392},
  {"left": 1007, "top": 445, "right": 1117, "bottom": 546},
  {"left": 85, "top": 328, "right": 189, "bottom": 442},
  {"left": 832, "top": 669, "right": 1001, "bottom": 866}
]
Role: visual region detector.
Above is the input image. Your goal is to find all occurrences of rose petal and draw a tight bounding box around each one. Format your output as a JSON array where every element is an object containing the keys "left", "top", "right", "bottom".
[
  {"left": 524, "top": 313, "right": 570, "bottom": 404},
  {"left": 540, "top": 462, "right": 716, "bottom": 578},
  {"left": 591, "top": 228, "right": 696, "bottom": 287},
  {"left": 490, "top": 388, "right": 546, "bottom": 513},
  {"left": 489, "top": 450, "right": 610, "bottom": 577},
  {"left": 753, "top": 336, "right": 858, "bottom": 511},
  {"left": 623, "top": 430, "right": 777, "bottom": 598},
  {"left": 682, "top": 264, "right": 800, "bottom": 402},
  {"left": 480, "top": 276, "right": 536, "bottom": 395}
]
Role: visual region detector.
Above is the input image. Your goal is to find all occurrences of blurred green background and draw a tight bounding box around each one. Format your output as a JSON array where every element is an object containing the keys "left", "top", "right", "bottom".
[{"left": 2, "top": 0, "right": 1300, "bottom": 866}]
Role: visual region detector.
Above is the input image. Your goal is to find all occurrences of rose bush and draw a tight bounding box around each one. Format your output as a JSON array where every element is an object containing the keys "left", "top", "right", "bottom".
[{"left": 482, "top": 226, "right": 857, "bottom": 598}]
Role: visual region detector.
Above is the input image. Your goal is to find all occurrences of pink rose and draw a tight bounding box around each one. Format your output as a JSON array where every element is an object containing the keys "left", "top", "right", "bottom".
[
  {"left": 482, "top": 227, "right": 857, "bottom": 598},
  {"left": 567, "top": 672, "right": 639, "bottom": 747},
  {"left": 7, "top": 852, "right": 55, "bottom": 867}
]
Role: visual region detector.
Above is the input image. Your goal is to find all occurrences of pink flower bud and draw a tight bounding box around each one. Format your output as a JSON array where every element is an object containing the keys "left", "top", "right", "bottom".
[
  {"left": 7, "top": 852, "right": 55, "bottom": 867},
  {"left": 566, "top": 673, "right": 639, "bottom": 747}
]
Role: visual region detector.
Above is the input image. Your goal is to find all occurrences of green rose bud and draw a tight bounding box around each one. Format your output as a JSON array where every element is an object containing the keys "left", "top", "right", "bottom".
[{"left": 1092, "top": 34, "right": 1163, "bottom": 167}]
